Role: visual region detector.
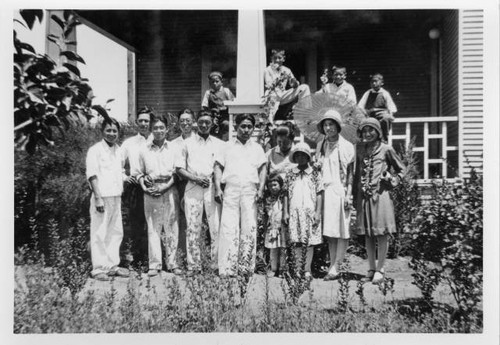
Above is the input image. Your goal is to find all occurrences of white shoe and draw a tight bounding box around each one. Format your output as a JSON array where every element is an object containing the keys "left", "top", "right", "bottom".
[{"left": 372, "top": 270, "right": 385, "bottom": 284}]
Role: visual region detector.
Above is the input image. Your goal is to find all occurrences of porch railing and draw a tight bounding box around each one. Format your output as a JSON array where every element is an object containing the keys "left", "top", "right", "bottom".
[{"left": 388, "top": 116, "right": 460, "bottom": 181}]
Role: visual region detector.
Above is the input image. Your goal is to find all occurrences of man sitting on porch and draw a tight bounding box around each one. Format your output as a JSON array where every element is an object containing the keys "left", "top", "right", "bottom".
[{"left": 264, "top": 49, "right": 311, "bottom": 123}]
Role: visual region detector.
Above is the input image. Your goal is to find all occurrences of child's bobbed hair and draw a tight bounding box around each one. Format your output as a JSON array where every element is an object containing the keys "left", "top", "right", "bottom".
[{"left": 267, "top": 172, "right": 284, "bottom": 189}]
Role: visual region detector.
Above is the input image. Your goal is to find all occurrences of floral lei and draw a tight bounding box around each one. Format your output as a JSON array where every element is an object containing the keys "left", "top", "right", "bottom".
[{"left": 361, "top": 151, "right": 375, "bottom": 199}]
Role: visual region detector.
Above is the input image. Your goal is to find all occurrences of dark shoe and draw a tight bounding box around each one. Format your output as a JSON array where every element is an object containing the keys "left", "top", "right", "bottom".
[
  {"left": 361, "top": 270, "right": 375, "bottom": 282},
  {"left": 108, "top": 267, "right": 130, "bottom": 278}
]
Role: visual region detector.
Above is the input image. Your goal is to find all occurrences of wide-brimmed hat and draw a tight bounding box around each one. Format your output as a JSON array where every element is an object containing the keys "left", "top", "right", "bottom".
[
  {"left": 289, "top": 142, "right": 312, "bottom": 164},
  {"left": 357, "top": 117, "right": 383, "bottom": 140},
  {"left": 317, "top": 109, "right": 343, "bottom": 135}
]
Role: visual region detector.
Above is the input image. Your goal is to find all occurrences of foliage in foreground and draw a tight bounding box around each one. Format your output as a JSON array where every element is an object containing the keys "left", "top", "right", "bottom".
[
  {"left": 409, "top": 170, "right": 483, "bottom": 320},
  {"left": 14, "top": 262, "right": 482, "bottom": 333}
]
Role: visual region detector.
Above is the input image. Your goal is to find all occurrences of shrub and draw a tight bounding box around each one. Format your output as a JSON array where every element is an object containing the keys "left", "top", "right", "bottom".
[
  {"left": 389, "top": 139, "right": 421, "bottom": 258},
  {"left": 14, "top": 124, "right": 99, "bottom": 250},
  {"left": 14, "top": 10, "right": 100, "bottom": 154},
  {"left": 409, "top": 170, "right": 483, "bottom": 318}
]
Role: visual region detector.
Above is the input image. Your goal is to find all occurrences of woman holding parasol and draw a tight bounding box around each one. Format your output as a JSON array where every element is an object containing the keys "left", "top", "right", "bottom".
[
  {"left": 293, "top": 93, "right": 366, "bottom": 279},
  {"left": 314, "top": 110, "right": 355, "bottom": 280}
]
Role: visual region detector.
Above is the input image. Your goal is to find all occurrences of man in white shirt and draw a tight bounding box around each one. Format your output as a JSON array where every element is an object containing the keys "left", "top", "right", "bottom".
[
  {"left": 134, "top": 115, "right": 182, "bottom": 277},
  {"left": 121, "top": 107, "right": 153, "bottom": 264},
  {"left": 214, "top": 114, "right": 267, "bottom": 277},
  {"left": 86, "top": 117, "right": 130, "bottom": 281},
  {"left": 264, "top": 49, "right": 311, "bottom": 122},
  {"left": 176, "top": 111, "right": 225, "bottom": 275},
  {"left": 170, "top": 108, "right": 195, "bottom": 269}
]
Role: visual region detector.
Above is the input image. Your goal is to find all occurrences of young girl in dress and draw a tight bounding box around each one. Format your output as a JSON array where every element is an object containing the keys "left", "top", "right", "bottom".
[
  {"left": 315, "top": 110, "right": 355, "bottom": 280},
  {"left": 353, "top": 118, "right": 405, "bottom": 284},
  {"left": 283, "top": 142, "right": 323, "bottom": 279},
  {"left": 263, "top": 173, "right": 287, "bottom": 278}
]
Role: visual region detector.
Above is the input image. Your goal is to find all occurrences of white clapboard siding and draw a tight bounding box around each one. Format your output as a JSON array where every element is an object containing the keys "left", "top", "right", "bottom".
[{"left": 459, "top": 9, "right": 484, "bottom": 178}]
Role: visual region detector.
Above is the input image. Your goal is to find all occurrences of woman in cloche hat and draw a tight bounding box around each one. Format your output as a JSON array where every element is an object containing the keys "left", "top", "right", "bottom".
[
  {"left": 315, "top": 109, "right": 355, "bottom": 280},
  {"left": 353, "top": 118, "right": 405, "bottom": 284}
]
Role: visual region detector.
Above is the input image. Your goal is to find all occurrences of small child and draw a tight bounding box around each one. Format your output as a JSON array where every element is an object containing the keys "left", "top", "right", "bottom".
[
  {"left": 357, "top": 73, "right": 397, "bottom": 142},
  {"left": 263, "top": 173, "right": 287, "bottom": 277},
  {"left": 321, "top": 66, "right": 357, "bottom": 104},
  {"left": 201, "top": 71, "right": 235, "bottom": 138},
  {"left": 315, "top": 68, "right": 330, "bottom": 94},
  {"left": 283, "top": 142, "right": 323, "bottom": 279}
]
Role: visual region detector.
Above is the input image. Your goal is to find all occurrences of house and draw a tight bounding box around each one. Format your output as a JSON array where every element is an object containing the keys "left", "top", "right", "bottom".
[{"left": 17, "top": 9, "right": 484, "bottom": 182}]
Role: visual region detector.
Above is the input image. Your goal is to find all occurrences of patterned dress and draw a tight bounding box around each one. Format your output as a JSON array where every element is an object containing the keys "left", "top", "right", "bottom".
[
  {"left": 353, "top": 142, "right": 405, "bottom": 237},
  {"left": 284, "top": 166, "right": 324, "bottom": 246},
  {"left": 263, "top": 195, "right": 287, "bottom": 249}
]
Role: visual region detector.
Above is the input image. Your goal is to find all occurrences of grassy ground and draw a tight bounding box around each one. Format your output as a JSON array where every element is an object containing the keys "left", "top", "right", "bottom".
[{"left": 14, "top": 254, "right": 483, "bottom": 333}]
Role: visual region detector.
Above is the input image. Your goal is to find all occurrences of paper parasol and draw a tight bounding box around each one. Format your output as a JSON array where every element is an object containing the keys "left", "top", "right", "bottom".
[{"left": 293, "top": 93, "right": 367, "bottom": 144}]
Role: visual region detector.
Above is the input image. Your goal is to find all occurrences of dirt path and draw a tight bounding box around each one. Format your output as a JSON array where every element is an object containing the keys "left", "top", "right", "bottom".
[{"left": 81, "top": 255, "right": 460, "bottom": 311}]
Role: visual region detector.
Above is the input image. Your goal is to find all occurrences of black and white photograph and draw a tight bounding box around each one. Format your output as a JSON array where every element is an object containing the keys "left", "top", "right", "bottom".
[{"left": 3, "top": 0, "right": 499, "bottom": 343}]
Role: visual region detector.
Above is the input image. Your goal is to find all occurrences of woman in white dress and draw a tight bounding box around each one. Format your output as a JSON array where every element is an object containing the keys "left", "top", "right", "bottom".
[{"left": 315, "top": 110, "right": 355, "bottom": 280}]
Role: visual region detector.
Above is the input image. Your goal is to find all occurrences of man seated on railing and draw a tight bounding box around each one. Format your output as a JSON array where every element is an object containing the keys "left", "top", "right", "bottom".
[{"left": 264, "top": 49, "right": 311, "bottom": 123}]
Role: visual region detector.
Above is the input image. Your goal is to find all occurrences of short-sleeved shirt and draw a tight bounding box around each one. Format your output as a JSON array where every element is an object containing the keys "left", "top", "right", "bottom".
[
  {"left": 86, "top": 140, "right": 124, "bottom": 197},
  {"left": 266, "top": 145, "right": 296, "bottom": 178},
  {"left": 322, "top": 81, "right": 357, "bottom": 104},
  {"left": 216, "top": 138, "right": 267, "bottom": 185},
  {"left": 136, "top": 140, "right": 178, "bottom": 181},
  {"left": 121, "top": 133, "right": 153, "bottom": 176},
  {"left": 358, "top": 87, "right": 397, "bottom": 114},
  {"left": 176, "top": 133, "right": 225, "bottom": 177}
]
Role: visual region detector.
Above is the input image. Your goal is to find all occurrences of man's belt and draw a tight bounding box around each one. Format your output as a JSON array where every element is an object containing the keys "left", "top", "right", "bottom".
[{"left": 152, "top": 177, "right": 171, "bottom": 183}]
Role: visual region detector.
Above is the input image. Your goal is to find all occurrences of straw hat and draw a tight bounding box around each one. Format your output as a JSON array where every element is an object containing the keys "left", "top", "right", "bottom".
[
  {"left": 317, "top": 109, "right": 343, "bottom": 135},
  {"left": 289, "top": 142, "right": 312, "bottom": 164}
]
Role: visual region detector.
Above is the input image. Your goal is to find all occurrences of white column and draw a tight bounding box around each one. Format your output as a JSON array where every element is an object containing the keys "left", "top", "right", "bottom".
[
  {"left": 225, "top": 10, "right": 266, "bottom": 113},
  {"left": 225, "top": 10, "right": 266, "bottom": 139}
]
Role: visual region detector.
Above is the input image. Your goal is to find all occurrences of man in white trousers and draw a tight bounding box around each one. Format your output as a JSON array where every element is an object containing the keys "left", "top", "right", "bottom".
[
  {"left": 86, "top": 117, "right": 130, "bottom": 281},
  {"left": 134, "top": 115, "right": 182, "bottom": 277},
  {"left": 214, "top": 114, "right": 267, "bottom": 277},
  {"left": 176, "top": 111, "right": 225, "bottom": 276}
]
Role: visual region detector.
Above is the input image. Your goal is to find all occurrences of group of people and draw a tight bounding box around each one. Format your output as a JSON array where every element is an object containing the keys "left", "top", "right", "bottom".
[
  {"left": 86, "top": 49, "right": 404, "bottom": 285},
  {"left": 265, "top": 49, "right": 398, "bottom": 142}
]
